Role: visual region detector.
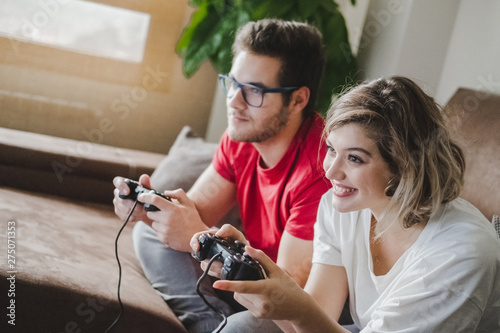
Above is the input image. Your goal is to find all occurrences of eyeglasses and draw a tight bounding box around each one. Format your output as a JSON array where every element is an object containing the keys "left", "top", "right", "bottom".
[{"left": 218, "top": 74, "right": 298, "bottom": 108}]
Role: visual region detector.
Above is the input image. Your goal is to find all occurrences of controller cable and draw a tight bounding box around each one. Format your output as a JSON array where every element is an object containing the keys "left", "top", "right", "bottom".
[
  {"left": 104, "top": 199, "right": 139, "bottom": 333},
  {"left": 196, "top": 252, "right": 227, "bottom": 333},
  {"left": 105, "top": 203, "right": 228, "bottom": 332}
]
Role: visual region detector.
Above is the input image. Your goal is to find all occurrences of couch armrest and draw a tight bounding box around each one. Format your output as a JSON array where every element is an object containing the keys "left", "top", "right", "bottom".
[
  {"left": 0, "top": 127, "right": 165, "bottom": 205},
  {"left": 443, "top": 88, "right": 500, "bottom": 221}
]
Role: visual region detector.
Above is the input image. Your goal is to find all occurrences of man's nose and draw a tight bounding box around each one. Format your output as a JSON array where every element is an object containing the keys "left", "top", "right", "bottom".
[{"left": 228, "top": 86, "right": 246, "bottom": 108}]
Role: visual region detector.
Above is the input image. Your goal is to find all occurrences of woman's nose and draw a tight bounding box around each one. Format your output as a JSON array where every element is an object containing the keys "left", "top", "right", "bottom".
[{"left": 324, "top": 156, "right": 345, "bottom": 181}]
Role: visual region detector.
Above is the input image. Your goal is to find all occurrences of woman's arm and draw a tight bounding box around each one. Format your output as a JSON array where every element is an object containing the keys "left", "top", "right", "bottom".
[{"left": 213, "top": 246, "right": 350, "bottom": 333}]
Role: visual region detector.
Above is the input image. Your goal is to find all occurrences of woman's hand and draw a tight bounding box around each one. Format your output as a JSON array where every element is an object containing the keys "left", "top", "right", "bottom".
[
  {"left": 212, "top": 245, "right": 309, "bottom": 321},
  {"left": 190, "top": 224, "right": 248, "bottom": 278},
  {"left": 213, "top": 247, "right": 347, "bottom": 332}
]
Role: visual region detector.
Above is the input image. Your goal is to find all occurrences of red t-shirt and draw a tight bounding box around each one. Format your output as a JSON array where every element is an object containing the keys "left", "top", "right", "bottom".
[{"left": 212, "top": 113, "right": 331, "bottom": 261}]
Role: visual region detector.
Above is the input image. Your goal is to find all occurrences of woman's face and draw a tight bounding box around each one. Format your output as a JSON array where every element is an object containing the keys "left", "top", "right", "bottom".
[{"left": 323, "top": 123, "right": 394, "bottom": 217}]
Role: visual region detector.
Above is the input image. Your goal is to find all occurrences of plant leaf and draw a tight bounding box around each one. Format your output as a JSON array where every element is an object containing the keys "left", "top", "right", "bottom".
[
  {"left": 183, "top": 7, "right": 251, "bottom": 77},
  {"left": 176, "top": 2, "right": 210, "bottom": 54},
  {"left": 297, "top": 0, "right": 319, "bottom": 20},
  {"left": 210, "top": 10, "right": 250, "bottom": 73},
  {"left": 181, "top": 5, "right": 228, "bottom": 76},
  {"left": 177, "top": 0, "right": 359, "bottom": 115},
  {"left": 255, "top": 0, "right": 296, "bottom": 19}
]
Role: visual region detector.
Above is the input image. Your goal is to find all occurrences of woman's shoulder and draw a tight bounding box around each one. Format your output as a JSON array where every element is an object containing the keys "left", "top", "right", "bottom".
[
  {"left": 417, "top": 198, "right": 499, "bottom": 263},
  {"left": 432, "top": 198, "right": 495, "bottom": 239}
]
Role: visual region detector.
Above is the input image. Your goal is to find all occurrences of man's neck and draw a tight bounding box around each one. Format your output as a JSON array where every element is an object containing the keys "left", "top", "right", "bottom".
[{"left": 253, "top": 114, "right": 305, "bottom": 169}]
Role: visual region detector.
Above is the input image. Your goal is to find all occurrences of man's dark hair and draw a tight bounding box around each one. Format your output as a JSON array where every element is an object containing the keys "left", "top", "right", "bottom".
[{"left": 232, "top": 19, "right": 325, "bottom": 118}]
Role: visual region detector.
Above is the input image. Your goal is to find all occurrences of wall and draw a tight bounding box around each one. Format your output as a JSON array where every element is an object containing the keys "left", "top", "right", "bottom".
[
  {"left": 356, "top": 0, "right": 460, "bottom": 98},
  {"left": 356, "top": 0, "right": 500, "bottom": 105},
  {"left": 0, "top": 0, "right": 217, "bottom": 154},
  {"left": 435, "top": 0, "right": 500, "bottom": 104}
]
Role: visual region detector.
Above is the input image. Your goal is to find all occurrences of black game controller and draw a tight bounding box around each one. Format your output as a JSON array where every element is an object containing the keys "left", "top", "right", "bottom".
[
  {"left": 193, "top": 233, "right": 265, "bottom": 281},
  {"left": 118, "top": 178, "right": 171, "bottom": 211}
]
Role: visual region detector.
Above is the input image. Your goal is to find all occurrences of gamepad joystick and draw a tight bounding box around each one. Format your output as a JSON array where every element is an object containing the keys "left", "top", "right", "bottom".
[
  {"left": 119, "top": 178, "right": 171, "bottom": 211},
  {"left": 193, "top": 234, "right": 265, "bottom": 281}
]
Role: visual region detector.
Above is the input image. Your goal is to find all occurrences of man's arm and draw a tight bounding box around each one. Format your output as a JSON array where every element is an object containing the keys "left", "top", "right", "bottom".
[
  {"left": 275, "top": 176, "right": 330, "bottom": 287},
  {"left": 187, "top": 164, "right": 237, "bottom": 228},
  {"left": 137, "top": 164, "right": 237, "bottom": 252},
  {"left": 276, "top": 231, "right": 313, "bottom": 287},
  {"left": 304, "top": 263, "right": 349, "bottom": 322}
]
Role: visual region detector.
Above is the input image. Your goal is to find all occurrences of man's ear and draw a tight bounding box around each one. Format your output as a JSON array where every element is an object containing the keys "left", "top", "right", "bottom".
[{"left": 289, "top": 86, "right": 310, "bottom": 114}]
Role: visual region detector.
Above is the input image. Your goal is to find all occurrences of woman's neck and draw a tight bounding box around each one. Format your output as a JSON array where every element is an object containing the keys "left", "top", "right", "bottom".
[{"left": 369, "top": 214, "right": 427, "bottom": 276}]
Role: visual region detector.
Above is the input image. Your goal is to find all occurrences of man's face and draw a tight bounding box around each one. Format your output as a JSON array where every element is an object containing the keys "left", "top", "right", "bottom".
[{"left": 226, "top": 51, "right": 290, "bottom": 143}]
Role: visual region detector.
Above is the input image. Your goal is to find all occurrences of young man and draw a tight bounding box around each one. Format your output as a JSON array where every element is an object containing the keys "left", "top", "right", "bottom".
[{"left": 113, "top": 19, "right": 331, "bottom": 333}]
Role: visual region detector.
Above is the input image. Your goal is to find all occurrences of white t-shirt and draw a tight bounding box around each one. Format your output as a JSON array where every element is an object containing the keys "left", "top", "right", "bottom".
[{"left": 313, "top": 189, "right": 500, "bottom": 332}]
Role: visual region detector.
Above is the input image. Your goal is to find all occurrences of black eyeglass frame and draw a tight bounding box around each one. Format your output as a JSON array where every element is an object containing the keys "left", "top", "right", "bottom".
[{"left": 218, "top": 74, "right": 298, "bottom": 108}]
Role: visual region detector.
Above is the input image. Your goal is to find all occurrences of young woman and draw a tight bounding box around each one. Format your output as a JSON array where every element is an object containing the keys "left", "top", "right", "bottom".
[{"left": 191, "top": 76, "right": 500, "bottom": 332}]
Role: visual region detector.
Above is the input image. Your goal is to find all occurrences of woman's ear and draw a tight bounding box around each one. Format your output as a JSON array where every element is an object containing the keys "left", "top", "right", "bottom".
[{"left": 290, "top": 86, "right": 310, "bottom": 114}]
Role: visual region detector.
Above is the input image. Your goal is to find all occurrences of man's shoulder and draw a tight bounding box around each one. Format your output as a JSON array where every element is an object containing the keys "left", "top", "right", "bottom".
[
  {"left": 297, "top": 113, "right": 326, "bottom": 151},
  {"left": 303, "top": 113, "right": 326, "bottom": 138},
  {"left": 292, "top": 113, "right": 328, "bottom": 167}
]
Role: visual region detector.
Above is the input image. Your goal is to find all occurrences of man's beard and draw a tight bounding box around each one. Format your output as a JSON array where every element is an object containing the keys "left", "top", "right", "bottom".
[{"left": 228, "top": 106, "right": 290, "bottom": 143}]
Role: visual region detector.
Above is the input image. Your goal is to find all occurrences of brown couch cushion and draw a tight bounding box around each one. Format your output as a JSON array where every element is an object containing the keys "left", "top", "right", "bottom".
[
  {"left": 0, "top": 127, "right": 164, "bottom": 204},
  {"left": 0, "top": 187, "right": 187, "bottom": 332}
]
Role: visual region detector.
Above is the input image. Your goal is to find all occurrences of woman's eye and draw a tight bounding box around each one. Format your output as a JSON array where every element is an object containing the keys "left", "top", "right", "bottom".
[
  {"left": 326, "top": 144, "right": 335, "bottom": 153},
  {"left": 348, "top": 155, "right": 364, "bottom": 164}
]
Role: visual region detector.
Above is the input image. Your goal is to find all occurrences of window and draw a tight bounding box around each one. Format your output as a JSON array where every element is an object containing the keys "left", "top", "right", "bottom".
[{"left": 0, "top": 0, "right": 150, "bottom": 63}]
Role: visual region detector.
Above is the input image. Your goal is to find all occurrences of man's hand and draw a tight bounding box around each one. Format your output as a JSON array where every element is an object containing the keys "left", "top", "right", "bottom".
[
  {"left": 112, "top": 174, "right": 152, "bottom": 224},
  {"left": 140, "top": 187, "right": 210, "bottom": 252}
]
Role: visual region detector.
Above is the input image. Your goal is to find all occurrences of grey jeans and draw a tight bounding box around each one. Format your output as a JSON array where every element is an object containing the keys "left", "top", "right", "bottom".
[
  {"left": 218, "top": 311, "right": 282, "bottom": 332},
  {"left": 133, "top": 222, "right": 238, "bottom": 333}
]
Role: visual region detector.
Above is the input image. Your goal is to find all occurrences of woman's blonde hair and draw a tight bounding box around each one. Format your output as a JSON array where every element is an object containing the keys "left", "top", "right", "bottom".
[{"left": 325, "top": 76, "right": 465, "bottom": 234}]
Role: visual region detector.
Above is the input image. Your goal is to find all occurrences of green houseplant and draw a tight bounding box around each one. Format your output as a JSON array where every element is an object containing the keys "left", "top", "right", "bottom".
[{"left": 176, "top": 0, "right": 357, "bottom": 114}]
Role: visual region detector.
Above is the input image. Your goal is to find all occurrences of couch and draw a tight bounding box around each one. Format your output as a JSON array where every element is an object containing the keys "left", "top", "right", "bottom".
[
  {"left": 0, "top": 125, "right": 222, "bottom": 332},
  {"left": 0, "top": 88, "right": 499, "bottom": 332}
]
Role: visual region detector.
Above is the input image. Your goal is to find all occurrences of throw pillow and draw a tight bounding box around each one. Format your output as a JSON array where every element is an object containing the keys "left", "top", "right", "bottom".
[{"left": 151, "top": 126, "right": 218, "bottom": 192}]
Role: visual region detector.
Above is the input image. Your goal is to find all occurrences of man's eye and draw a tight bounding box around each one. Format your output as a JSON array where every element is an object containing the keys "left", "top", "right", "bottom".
[{"left": 247, "top": 86, "right": 262, "bottom": 95}]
